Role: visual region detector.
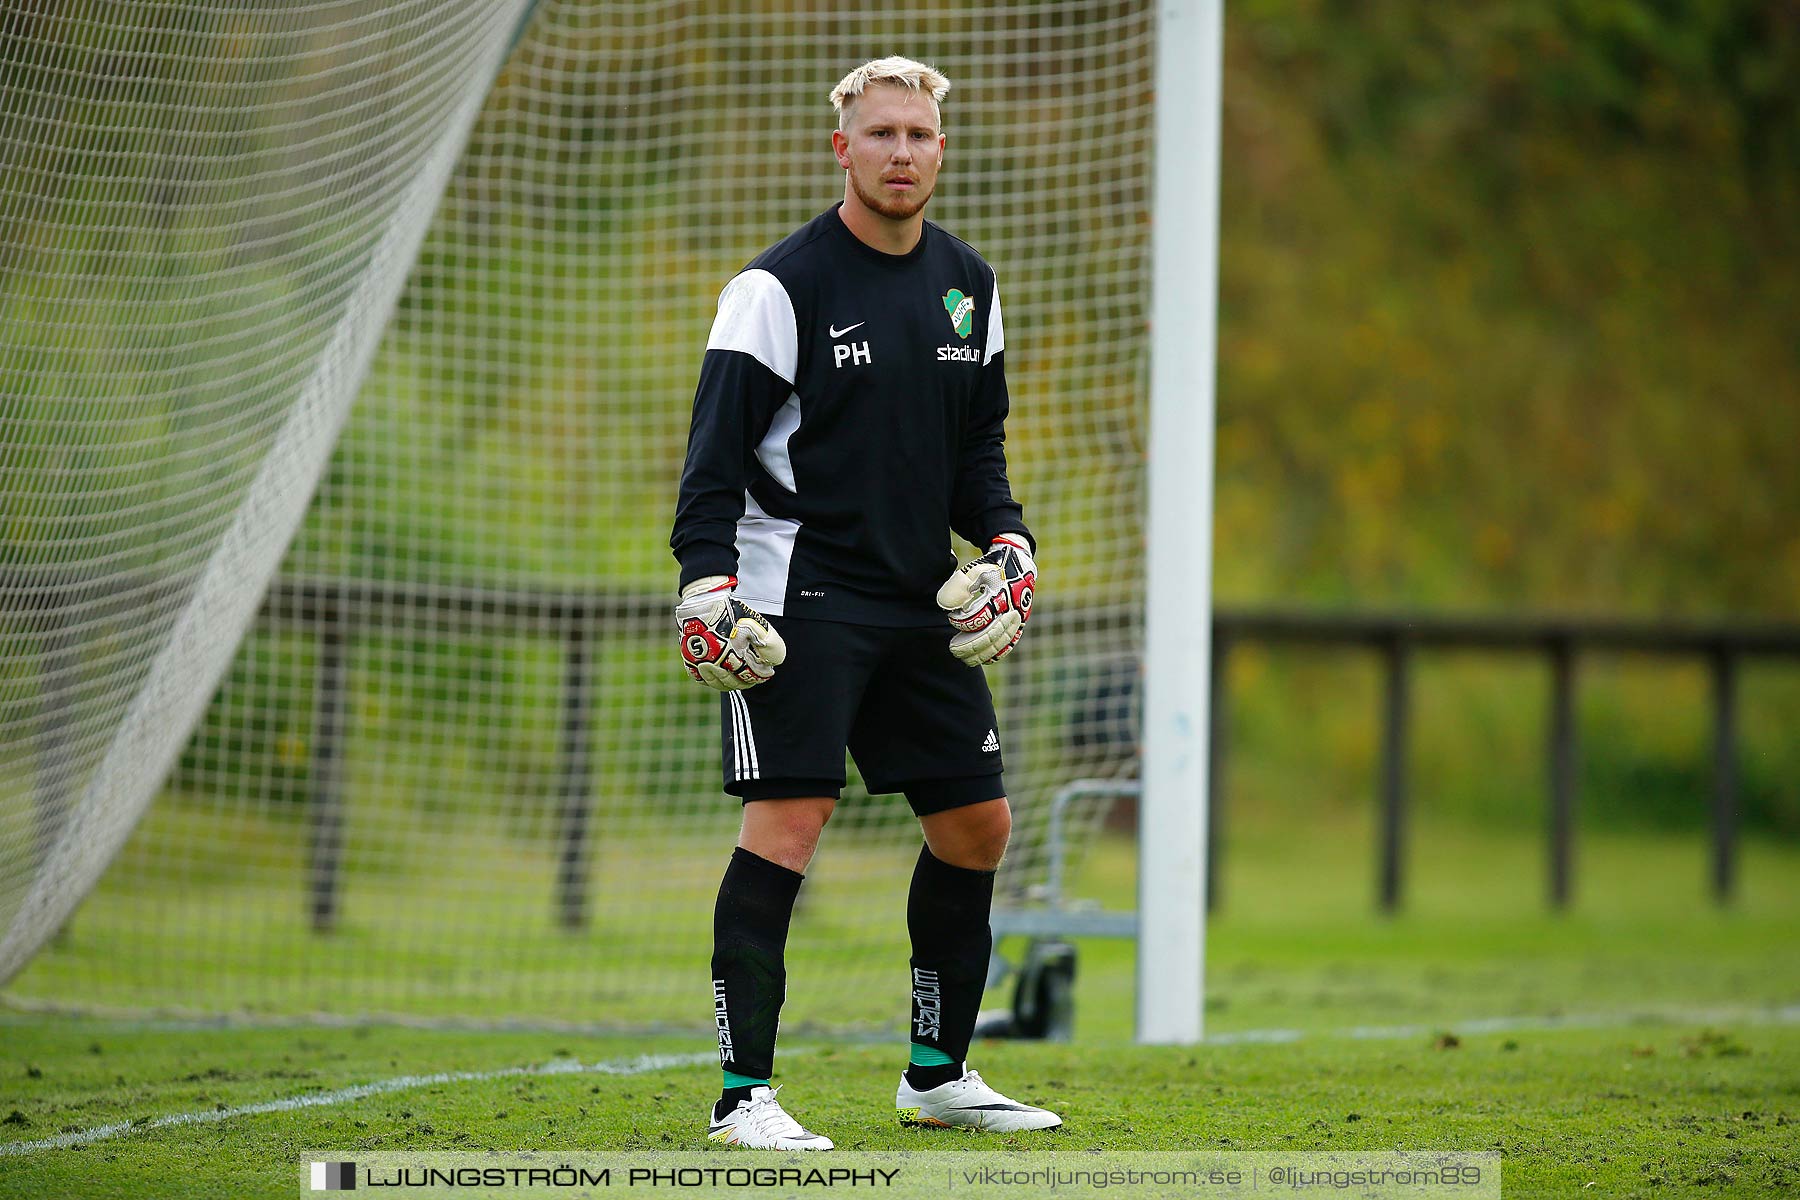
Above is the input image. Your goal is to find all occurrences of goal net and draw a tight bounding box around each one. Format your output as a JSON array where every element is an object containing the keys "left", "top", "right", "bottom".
[{"left": 3, "top": 1, "right": 1154, "bottom": 1032}]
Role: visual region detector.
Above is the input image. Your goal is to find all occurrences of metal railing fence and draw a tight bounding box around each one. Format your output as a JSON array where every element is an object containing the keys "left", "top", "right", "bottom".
[{"left": 10, "top": 569, "right": 1798, "bottom": 924}]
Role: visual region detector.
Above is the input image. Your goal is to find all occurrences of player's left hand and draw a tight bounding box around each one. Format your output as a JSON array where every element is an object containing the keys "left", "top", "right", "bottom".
[{"left": 936, "top": 534, "right": 1036, "bottom": 666}]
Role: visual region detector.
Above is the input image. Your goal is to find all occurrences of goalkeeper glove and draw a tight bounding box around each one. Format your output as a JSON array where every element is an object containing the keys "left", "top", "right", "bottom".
[
  {"left": 936, "top": 534, "right": 1037, "bottom": 666},
  {"left": 675, "top": 575, "right": 787, "bottom": 691}
]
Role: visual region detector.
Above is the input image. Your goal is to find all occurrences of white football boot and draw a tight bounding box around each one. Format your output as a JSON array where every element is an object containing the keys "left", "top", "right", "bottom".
[
  {"left": 896, "top": 1067, "right": 1063, "bottom": 1132},
  {"left": 707, "top": 1085, "right": 834, "bottom": 1150}
]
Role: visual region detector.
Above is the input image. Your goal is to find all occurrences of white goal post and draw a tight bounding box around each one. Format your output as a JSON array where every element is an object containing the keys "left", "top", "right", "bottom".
[{"left": 1140, "top": 0, "right": 1223, "bottom": 1044}]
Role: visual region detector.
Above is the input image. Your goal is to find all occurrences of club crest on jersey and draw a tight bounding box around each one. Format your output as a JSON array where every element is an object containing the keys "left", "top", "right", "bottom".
[{"left": 941, "top": 289, "right": 975, "bottom": 339}]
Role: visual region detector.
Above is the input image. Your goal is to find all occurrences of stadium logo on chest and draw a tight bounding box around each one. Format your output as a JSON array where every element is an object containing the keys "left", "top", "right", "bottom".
[{"left": 937, "top": 287, "right": 980, "bottom": 362}]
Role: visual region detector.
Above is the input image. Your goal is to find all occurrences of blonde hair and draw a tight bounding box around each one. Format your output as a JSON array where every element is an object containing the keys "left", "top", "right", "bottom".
[{"left": 829, "top": 56, "right": 951, "bottom": 129}]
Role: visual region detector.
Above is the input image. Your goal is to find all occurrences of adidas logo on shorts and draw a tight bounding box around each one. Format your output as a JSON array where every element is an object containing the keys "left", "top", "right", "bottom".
[{"left": 981, "top": 729, "right": 1000, "bottom": 753}]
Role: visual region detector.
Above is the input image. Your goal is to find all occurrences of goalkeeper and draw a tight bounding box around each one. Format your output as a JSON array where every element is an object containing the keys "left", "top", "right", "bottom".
[{"left": 669, "top": 57, "right": 1058, "bottom": 1150}]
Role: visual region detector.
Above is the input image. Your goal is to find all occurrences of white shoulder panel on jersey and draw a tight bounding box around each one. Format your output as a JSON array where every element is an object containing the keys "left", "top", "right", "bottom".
[
  {"left": 984, "top": 275, "right": 1005, "bottom": 366},
  {"left": 707, "top": 268, "right": 799, "bottom": 385}
]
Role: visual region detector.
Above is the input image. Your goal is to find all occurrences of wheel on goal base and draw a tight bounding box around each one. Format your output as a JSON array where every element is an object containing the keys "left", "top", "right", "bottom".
[{"left": 974, "top": 937, "right": 1077, "bottom": 1041}]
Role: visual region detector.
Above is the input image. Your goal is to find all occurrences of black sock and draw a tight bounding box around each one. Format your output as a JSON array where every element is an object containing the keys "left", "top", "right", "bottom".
[
  {"left": 906, "top": 844, "right": 996, "bottom": 1076},
  {"left": 904, "top": 1059, "right": 966, "bottom": 1091},
  {"left": 711, "top": 847, "right": 804, "bottom": 1093},
  {"left": 713, "top": 1085, "right": 759, "bottom": 1121}
]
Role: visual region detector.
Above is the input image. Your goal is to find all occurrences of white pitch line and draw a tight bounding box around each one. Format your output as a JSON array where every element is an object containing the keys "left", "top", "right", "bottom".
[
  {"left": 1202, "top": 1003, "right": 1800, "bottom": 1046},
  {"left": 0, "top": 1050, "right": 719, "bottom": 1157},
  {"left": 8, "top": 1003, "right": 1798, "bottom": 1157}
]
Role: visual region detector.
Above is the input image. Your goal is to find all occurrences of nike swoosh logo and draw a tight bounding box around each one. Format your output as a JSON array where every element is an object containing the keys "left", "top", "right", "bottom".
[{"left": 828, "top": 322, "right": 865, "bottom": 338}]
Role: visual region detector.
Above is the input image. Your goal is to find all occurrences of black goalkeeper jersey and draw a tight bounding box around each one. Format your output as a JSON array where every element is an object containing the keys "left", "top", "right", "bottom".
[{"left": 670, "top": 203, "right": 1032, "bottom": 627}]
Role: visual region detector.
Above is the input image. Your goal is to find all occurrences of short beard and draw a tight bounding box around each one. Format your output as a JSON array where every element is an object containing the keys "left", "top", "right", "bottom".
[{"left": 848, "top": 169, "right": 934, "bottom": 221}]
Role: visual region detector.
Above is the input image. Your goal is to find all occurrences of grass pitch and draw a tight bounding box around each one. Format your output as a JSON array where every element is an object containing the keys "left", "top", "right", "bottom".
[
  {"left": 2, "top": 1014, "right": 1796, "bottom": 1198},
  {"left": 4, "top": 821, "right": 1797, "bottom": 1198}
]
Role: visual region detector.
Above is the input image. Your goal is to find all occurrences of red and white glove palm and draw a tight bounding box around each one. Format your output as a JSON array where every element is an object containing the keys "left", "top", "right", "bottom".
[
  {"left": 935, "top": 534, "right": 1037, "bottom": 666},
  {"left": 675, "top": 575, "right": 787, "bottom": 691}
]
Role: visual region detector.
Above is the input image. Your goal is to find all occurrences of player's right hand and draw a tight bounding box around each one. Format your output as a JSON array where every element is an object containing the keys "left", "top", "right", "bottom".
[{"left": 674, "top": 575, "right": 787, "bottom": 691}]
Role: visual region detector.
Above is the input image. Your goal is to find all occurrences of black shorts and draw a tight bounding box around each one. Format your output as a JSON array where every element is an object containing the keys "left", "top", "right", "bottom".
[{"left": 719, "top": 616, "right": 1006, "bottom": 816}]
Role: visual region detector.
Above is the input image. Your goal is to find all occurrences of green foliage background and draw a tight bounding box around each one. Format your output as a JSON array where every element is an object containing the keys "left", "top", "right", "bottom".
[
  {"left": 1214, "top": 0, "right": 1799, "bottom": 614},
  {"left": 1205, "top": 1, "right": 1800, "bottom": 837}
]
